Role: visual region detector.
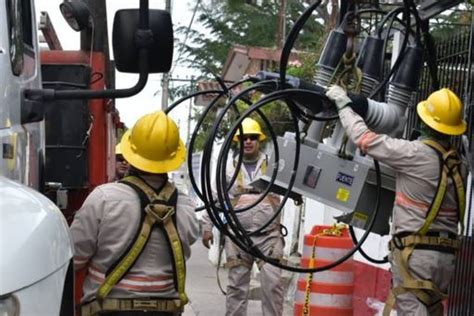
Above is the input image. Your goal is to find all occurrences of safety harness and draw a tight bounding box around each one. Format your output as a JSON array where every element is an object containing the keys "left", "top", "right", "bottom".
[
  {"left": 233, "top": 154, "right": 267, "bottom": 196},
  {"left": 82, "top": 176, "right": 188, "bottom": 316},
  {"left": 383, "top": 139, "right": 465, "bottom": 315}
]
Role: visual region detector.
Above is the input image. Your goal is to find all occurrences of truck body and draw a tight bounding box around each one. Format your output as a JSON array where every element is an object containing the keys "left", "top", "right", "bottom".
[
  {"left": 0, "top": 1, "right": 74, "bottom": 314},
  {"left": 0, "top": 0, "right": 173, "bottom": 314}
]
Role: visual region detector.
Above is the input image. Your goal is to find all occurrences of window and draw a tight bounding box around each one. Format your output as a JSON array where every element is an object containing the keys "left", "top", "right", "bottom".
[
  {"left": 21, "top": 0, "right": 33, "bottom": 48},
  {"left": 5, "top": 0, "right": 33, "bottom": 76}
]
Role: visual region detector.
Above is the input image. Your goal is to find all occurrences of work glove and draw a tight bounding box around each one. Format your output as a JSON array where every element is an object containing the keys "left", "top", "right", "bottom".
[{"left": 325, "top": 85, "right": 352, "bottom": 111}]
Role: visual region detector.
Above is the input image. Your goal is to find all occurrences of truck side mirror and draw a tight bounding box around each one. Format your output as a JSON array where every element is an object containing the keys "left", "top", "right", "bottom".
[
  {"left": 112, "top": 9, "right": 173, "bottom": 74},
  {"left": 21, "top": 99, "right": 45, "bottom": 124}
]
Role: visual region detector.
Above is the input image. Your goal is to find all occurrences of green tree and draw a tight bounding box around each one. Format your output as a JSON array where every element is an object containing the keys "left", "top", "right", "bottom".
[
  {"left": 176, "top": 0, "right": 331, "bottom": 75},
  {"left": 176, "top": 1, "right": 338, "bottom": 151}
]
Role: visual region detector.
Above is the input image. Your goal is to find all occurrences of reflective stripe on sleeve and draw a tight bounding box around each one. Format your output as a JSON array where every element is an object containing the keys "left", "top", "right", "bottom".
[
  {"left": 395, "top": 192, "right": 457, "bottom": 218},
  {"left": 74, "top": 256, "right": 89, "bottom": 268},
  {"left": 356, "top": 131, "right": 378, "bottom": 154}
]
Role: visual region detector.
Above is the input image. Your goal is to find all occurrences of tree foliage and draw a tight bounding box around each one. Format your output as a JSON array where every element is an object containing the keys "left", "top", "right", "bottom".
[
  {"left": 175, "top": 0, "right": 339, "bottom": 151},
  {"left": 177, "top": 1, "right": 278, "bottom": 75},
  {"left": 429, "top": 3, "right": 473, "bottom": 40},
  {"left": 176, "top": 0, "right": 334, "bottom": 76}
]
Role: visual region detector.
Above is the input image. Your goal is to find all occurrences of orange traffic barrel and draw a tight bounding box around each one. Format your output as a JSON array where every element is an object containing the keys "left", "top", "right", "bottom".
[{"left": 294, "top": 224, "right": 354, "bottom": 316}]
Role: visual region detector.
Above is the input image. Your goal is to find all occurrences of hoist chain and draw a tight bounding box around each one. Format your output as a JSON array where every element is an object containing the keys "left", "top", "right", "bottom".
[{"left": 337, "top": 8, "right": 363, "bottom": 93}]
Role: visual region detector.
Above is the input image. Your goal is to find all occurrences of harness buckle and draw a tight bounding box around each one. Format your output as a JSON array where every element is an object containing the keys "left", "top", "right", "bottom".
[
  {"left": 437, "top": 237, "right": 455, "bottom": 248},
  {"left": 392, "top": 235, "right": 404, "bottom": 250},
  {"left": 132, "top": 299, "right": 159, "bottom": 309},
  {"left": 145, "top": 203, "right": 175, "bottom": 223}
]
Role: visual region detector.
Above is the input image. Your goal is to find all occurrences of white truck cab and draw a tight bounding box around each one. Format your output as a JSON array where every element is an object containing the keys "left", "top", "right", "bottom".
[
  {"left": 0, "top": 1, "right": 74, "bottom": 315},
  {"left": 0, "top": 177, "right": 73, "bottom": 315},
  {"left": 0, "top": 0, "right": 173, "bottom": 314}
]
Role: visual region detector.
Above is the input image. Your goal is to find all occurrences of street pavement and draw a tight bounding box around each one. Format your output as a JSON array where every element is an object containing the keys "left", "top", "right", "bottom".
[{"left": 183, "top": 239, "right": 295, "bottom": 316}]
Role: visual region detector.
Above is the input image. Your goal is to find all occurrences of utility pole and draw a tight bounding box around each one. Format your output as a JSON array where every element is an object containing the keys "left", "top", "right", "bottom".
[
  {"left": 161, "top": 0, "right": 172, "bottom": 110},
  {"left": 276, "top": 0, "right": 286, "bottom": 49},
  {"left": 186, "top": 76, "right": 195, "bottom": 145}
]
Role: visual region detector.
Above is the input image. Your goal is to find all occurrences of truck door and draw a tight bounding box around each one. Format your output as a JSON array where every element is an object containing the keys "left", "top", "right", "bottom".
[{"left": 1, "top": 0, "right": 44, "bottom": 189}]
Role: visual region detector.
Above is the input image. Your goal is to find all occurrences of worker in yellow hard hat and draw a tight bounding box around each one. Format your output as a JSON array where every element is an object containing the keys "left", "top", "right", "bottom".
[
  {"left": 202, "top": 117, "right": 285, "bottom": 316},
  {"left": 326, "top": 86, "right": 466, "bottom": 316},
  {"left": 114, "top": 141, "right": 130, "bottom": 180},
  {"left": 71, "top": 111, "right": 199, "bottom": 316}
]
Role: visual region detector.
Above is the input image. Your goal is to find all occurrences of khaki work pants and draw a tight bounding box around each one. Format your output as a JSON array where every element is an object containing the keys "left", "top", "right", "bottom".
[
  {"left": 389, "top": 248, "right": 456, "bottom": 316},
  {"left": 224, "top": 234, "right": 284, "bottom": 316}
]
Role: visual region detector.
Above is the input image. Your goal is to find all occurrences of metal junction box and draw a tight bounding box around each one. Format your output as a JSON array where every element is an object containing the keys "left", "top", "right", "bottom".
[{"left": 254, "top": 135, "right": 396, "bottom": 235}]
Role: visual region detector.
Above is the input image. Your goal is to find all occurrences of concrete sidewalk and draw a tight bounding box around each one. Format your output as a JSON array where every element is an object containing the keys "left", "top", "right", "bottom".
[{"left": 183, "top": 239, "right": 295, "bottom": 316}]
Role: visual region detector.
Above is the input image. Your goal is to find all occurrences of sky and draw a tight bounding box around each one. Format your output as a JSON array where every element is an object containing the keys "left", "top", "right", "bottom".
[{"left": 35, "top": 0, "right": 201, "bottom": 142}]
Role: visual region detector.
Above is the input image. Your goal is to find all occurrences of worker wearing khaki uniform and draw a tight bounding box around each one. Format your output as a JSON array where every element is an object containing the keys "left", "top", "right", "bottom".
[
  {"left": 326, "top": 86, "right": 466, "bottom": 316},
  {"left": 114, "top": 141, "right": 130, "bottom": 180},
  {"left": 202, "top": 118, "right": 285, "bottom": 316},
  {"left": 72, "top": 111, "right": 199, "bottom": 316}
]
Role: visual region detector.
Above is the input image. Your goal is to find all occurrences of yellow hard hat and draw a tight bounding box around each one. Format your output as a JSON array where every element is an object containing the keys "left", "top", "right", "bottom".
[
  {"left": 417, "top": 88, "right": 467, "bottom": 136},
  {"left": 232, "top": 117, "right": 266, "bottom": 142},
  {"left": 120, "top": 111, "right": 186, "bottom": 173},
  {"left": 115, "top": 142, "right": 122, "bottom": 155}
]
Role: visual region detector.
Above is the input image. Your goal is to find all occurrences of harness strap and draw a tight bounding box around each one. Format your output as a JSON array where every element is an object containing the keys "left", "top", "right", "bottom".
[
  {"left": 419, "top": 139, "right": 465, "bottom": 235},
  {"left": 383, "top": 286, "right": 436, "bottom": 316},
  {"left": 383, "top": 244, "right": 447, "bottom": 316},
  {"left": 81, "top": 298, "right": 183, "bottom": 316},
  {"left": 96, "top": 176, "right": 188, "bottom": 309},
  {"left": 389, "top": 234, "right": 460, "bottom": 251},
  {"left": 383, "top": 235, "right": 459, "bottom": 315},
  {"left": 384, "top": 140, "right": 465, "bottom": 315},
  {"left": 234, "top": 155, "right": 267, "bottom": 195}
]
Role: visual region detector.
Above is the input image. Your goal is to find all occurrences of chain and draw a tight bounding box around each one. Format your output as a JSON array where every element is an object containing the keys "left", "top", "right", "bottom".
[
  {"left": 336, "top": 8, "right": 363, "bottom": 93},
  {"left": 302, "top": 224, "right": 348, "bottom": 315}
]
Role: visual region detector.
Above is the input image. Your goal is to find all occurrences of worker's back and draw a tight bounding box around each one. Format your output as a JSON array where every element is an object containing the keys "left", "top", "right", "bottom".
[
  {"left": 386, "top": 139, "right": 461, "bottom": 235},
  {"left": 72, "top": 177, "right": 199, "bottom": 303}
]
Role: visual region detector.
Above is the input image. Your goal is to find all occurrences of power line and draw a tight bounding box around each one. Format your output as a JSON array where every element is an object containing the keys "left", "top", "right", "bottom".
[{"left": 170, "top": 0, "right": 201, "bottom": 74}]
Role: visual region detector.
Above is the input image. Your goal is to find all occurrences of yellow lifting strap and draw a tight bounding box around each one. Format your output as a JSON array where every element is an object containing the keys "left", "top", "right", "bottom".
[
  {"left": 96, "top": 176, "right": 188, "bottom": 308},
  {"left": 418, "top": 139, "right": 465, "bottom": 235}
]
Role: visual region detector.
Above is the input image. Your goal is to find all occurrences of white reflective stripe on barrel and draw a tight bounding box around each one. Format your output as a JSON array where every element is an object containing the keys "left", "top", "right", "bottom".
[
  {"left": 302, "top": 246, "right": 352, "bottom": 260},
  {"left": 295, "top": 290, "right": 353, "bottom": 308},
  {"left": 298, "top": 270, "right": 354, "bottom": 284}
]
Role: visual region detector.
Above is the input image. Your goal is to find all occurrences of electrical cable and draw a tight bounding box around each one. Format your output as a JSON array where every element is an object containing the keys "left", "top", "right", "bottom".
[
  {"left": 368, "top": 1, "right": 412, "bottom": 98},
  {"left": 349, "top": 224, "right": 388, "bottom": 264},
  {"left": 408, "top": 0, "right": 440, "bottom": 90},
  {"left": 191, "top": 2, "right": 389, "bottom": 273},
  {"left": 164, "top": 1, "right": 400, "bottom": 273},
  {"left": 279, "top": 0, "right": 322, "bottom": 86},
  {"left": 170, "top": 0, "right": 201, "bottom": 75},
  {"left": 200, "top": 83, "right": 384, "bottom": 272}
]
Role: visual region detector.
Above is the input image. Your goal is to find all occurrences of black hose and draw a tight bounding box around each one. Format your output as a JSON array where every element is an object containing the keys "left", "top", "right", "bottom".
[
  {"left": 349, "top": 225, "right": 388, "bottom": 264},
  {"left": 168, "top": 1, "right": 393, "bottom": 273},
  {"left": 201, "top": 83, "right": 384, "bottom": 272}
]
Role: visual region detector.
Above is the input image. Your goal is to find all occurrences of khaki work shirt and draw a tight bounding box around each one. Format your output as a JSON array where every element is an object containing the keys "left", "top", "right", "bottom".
[
  {"left": 71, "top": 175, "right": 199, "bottom": 303},
  {"left": 339, "top": 107, "right": 464, "bottom": 235},
  {"left": 202, "top": 152, "right": 281, "bottom": 235}
]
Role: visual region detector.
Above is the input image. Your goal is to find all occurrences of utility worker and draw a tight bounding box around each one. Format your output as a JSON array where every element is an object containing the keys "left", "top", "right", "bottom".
[
  {"left": 326, "top": 86, "right": 466, "bottom": 316},
  {"left": 115, "top": 141, "right": 130, "bottom": 180},
  {"left": 202, "top": 117, "right": 285, "bottom": 316},
  {"left": 71, "top": 111, "right": 199, "bottom": 316}
]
